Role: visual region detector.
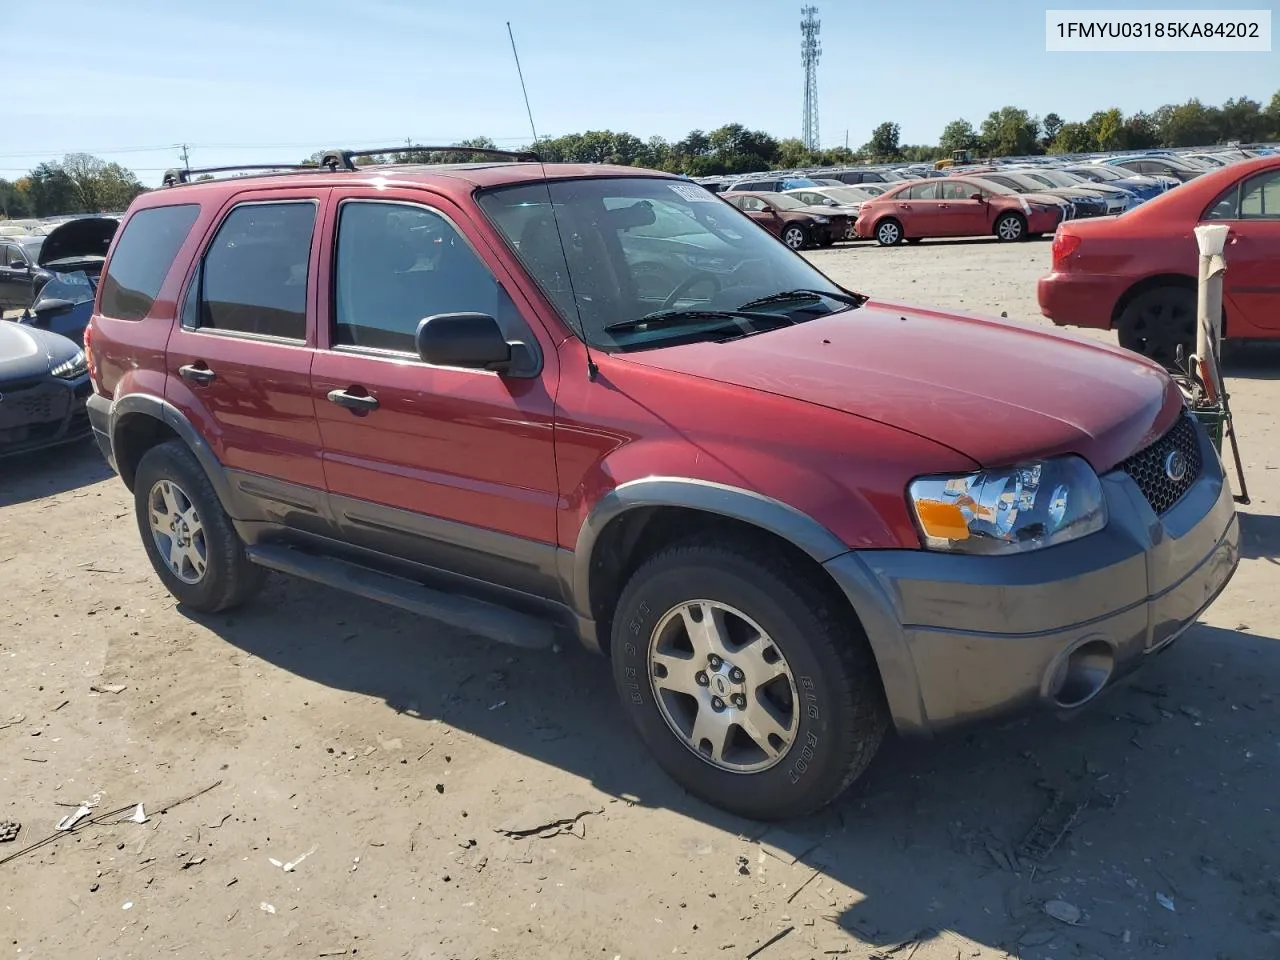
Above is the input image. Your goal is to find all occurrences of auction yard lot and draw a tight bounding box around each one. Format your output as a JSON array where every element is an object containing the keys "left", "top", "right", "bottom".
[{"left": 2, "top": 239, "right": 1277, "bottom": 960}]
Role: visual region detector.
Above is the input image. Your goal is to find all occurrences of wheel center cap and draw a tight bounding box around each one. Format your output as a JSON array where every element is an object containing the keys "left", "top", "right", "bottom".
[{"left": 710, "top": 674, "right": 732, "bottom": 697}]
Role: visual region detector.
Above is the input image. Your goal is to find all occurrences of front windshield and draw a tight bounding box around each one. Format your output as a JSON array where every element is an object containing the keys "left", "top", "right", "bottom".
[
  {"left": 19, "top": 238, "right": 43, "bottom": 260},
  {"left": 1071, "top": 166, "right": 1117, "bottom": 181},
  {"left": 855, "top": 184, "right": 886, "bottom": 196},
  {"left": 768, "top": 194, "right": 805, "bottom": 210},
  {"left": 1033, "top": 170, "right": 1076, "bottom": 187},
  {"left": 824, "top": 187, "right": 873, "bottom": 204},
  {"left": 478, "top": 177, "right": 852, "bottom": 352}
]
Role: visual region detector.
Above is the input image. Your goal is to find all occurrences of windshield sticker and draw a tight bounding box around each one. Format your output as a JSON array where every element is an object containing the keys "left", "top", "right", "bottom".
[{"left": 669, "top": 183, "right": 716, "bottom": 203}]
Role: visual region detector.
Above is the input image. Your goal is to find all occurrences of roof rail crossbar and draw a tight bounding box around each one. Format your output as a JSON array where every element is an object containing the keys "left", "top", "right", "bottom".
[
  {"left": 162, "top": 163, "right": 316, "bottom": 187},
  {"left": 318, "top": 144, "right": 541, "bottom": 171}
]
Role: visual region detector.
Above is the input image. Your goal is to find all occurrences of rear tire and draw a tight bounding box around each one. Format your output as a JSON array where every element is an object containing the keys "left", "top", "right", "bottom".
[
  {"left": 994, "top": 212, "right": 1026, "bottom": 242},
  {"left": 133, "top": 440, "right": 266, "bottom": 613},
  {"left": 610, "top": 539, "right": 888, "bottom": 820},
  {"left": 875, "top": 219, "right": 903, "bottom": 246},
  {"left": 1115, "top": 286, "right": 1196, "bottom": 369}
]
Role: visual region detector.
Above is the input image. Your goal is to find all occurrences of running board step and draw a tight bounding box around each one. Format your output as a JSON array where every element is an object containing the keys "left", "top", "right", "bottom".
[{"left": 245, "top": 544, "right": 557, "bottom": 650}]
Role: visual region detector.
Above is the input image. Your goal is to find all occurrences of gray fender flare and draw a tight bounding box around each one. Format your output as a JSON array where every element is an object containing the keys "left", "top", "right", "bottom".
[
  {"left": 569, "top": 477, "right": 852, "bottom": 615},
  {"left": 568, "top": 476, "right": 924, "bottom": 733},
  {"left": 108, "top": 394, "right": 238, "bottom": 516}
]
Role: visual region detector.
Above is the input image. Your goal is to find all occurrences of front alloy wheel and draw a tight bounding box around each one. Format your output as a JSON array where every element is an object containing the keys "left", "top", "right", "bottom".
[
  {"left": 649, "top": 600, "right": 798, "bottom": 773},
  {"left": 782, "top": 225, "right": 807, "bottom": 250}
]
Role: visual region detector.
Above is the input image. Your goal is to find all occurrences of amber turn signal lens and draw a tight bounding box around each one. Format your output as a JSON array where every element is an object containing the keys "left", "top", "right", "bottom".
[{"left": 914, "top": 499, "right": 971, "bottom": 541}]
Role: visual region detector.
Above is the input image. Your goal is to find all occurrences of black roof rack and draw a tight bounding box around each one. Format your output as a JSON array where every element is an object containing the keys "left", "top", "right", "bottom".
[
  {"left": 161, "top": 163, "right": 315, "bottom": 187},
  {"left": 317, "top": 144, "right": 540, "bottom": 171}
]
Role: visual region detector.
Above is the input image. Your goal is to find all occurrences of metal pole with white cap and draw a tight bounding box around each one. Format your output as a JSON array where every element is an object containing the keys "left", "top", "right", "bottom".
[{"left": 1193, "top": 223, "right": 1229, "bottom": 383}]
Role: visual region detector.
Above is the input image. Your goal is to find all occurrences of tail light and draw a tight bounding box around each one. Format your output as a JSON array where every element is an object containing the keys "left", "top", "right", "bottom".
[
  {"left": 1051, "top": 232, "right": 1082, "bottom": 270},
  {"left": 83, "top": 322, "right": 99, "bottom": 388}
]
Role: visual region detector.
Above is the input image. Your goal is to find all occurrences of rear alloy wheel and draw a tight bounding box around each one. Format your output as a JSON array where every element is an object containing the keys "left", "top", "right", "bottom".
[
  {"left": 875, "top": 219, "right": 903, "bottom": 246},
  {"left": 782, "top": 225, "right": 808, "bottom": 250},
  {"left": 1115, "top": 286, "right": 1196, "bottom": 369},
  {"left": 994, "top": 213, "right": 1026, "bottom": 242},
  {"left": 133, "top": 440, "right": 265, "bottom": 613},
  {"left": 611, "top": 540, "right": 888, "bottom": 820}
]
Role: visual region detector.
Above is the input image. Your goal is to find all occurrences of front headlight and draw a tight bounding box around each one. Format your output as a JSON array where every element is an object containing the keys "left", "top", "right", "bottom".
[
  {"left": 908, "top": 455, "right": 1106, "bottom": 555},
  {"left": 811, "top": 215, "right": 830, "bottom": 224},
  {"left": 51, "top": 349, "right": 88, "bottom": 379}
]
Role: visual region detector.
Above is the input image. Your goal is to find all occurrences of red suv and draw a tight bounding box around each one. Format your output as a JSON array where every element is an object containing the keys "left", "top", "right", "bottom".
[{"left": 84, "top": 148, "right": 1239, "bottom": 820}]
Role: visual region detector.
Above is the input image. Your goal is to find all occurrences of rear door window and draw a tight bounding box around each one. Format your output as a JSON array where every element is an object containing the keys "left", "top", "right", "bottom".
[
  {"left": 193, "top": 201, "right": 315, "bottom": 340},
  {"left": 904, "top": 182, "right": 939, "bottom": 200},
  {"left": 98, "top": 204, "right": 200, "bottom": 321}
]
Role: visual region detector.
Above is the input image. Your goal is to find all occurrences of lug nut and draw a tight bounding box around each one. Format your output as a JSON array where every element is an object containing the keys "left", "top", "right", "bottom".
[
  {"left": 695, "top": 671, "right": 709, "bottom": 687},
  {"left": 732, "top": 694, "right": 746, "bottom": 709},
  {"left": 710, "top": 697, "right": 725, "bottom": 712},
  {"left": 708, "top": 655, "right": 723, "bottom": 670},
  {"left": 729, "top": 667, "right": 745, "bottom": 683}
]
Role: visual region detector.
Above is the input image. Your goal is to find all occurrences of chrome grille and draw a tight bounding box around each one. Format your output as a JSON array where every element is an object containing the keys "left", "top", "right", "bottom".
[{"left": 1119, "top": 413, "right": 1203, "bottom": 515}]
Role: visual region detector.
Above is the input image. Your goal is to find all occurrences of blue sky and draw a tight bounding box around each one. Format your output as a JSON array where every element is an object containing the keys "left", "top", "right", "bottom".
[{"left": 6, "top": 0, "right": 1277, "bottom": 185}]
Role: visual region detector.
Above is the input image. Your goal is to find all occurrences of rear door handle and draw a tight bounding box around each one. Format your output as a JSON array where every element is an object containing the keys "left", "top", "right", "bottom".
[
  {"left": 327, "top": 388, "right": 379, "bottom": 412},
  {"left": 178, "top": 363, "right": 216, "bottom": 386}
]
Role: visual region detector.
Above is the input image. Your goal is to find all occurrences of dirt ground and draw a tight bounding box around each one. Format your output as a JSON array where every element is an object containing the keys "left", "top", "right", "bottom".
[{"left": 3, "top": 238, "right": 1278, "bottom": 960}]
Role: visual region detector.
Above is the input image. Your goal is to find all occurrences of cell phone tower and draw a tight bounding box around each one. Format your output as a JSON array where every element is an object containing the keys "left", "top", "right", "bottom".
[{"left": 801, "top": 6, "right": 821, "bottom": 152}]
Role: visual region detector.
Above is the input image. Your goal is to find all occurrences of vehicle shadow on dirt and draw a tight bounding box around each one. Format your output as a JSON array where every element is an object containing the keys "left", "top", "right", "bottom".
[
  {"left": 1238, "top": 511, "right": 1280, "bottom": 562},
  {"left": 188, "top": 574, "right": 1280, "bottom": 959},
  {"left": 0, "top": 439, "right": 113, "bottom": 509}
]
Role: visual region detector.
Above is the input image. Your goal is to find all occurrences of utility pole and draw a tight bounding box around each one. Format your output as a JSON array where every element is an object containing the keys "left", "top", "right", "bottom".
[
  {"left": 844, "top": 129, "right": 849, "bottom": 151},
  {"left": 178, "top": 143, "right": 190, "bottom": 172}
]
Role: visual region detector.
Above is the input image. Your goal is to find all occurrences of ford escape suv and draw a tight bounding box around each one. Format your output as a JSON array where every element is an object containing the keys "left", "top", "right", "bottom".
[{"left": 84, "top": 148, "right": 1240, "bottom": 820}]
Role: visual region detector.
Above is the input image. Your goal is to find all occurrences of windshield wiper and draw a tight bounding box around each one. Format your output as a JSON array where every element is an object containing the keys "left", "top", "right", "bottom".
[
  {"left": 603, "top": 308, "right": 781, "bottom": 335},
  {"left": 737, "top": 288, "right": 866, "bottom": 311}
]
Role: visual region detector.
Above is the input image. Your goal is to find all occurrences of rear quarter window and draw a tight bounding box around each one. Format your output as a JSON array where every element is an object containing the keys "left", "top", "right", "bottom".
[{"left": 99, "top": 204, "right": 200, "bottom": 321}]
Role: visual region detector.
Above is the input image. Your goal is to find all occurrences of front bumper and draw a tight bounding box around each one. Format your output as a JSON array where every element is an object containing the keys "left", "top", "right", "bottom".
[
  {"left": 825, "top": 418, "right": 1239, "bottom": 736},
  {"left": 0, "top": 373, "right": 92, "bottom": 457}
]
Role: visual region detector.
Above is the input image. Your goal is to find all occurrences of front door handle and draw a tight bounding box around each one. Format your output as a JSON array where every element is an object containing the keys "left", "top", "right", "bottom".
[
  {"left": 327, "top": 388, "right": 379, "bottom": 412},
  {"left": 178, "top": 363, "right": 216, "bottom": 386}
]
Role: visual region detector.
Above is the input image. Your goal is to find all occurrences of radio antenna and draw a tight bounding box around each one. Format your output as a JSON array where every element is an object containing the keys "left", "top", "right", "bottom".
[{"left": 506, "top": 21, "right": 598, "bottom": 381}]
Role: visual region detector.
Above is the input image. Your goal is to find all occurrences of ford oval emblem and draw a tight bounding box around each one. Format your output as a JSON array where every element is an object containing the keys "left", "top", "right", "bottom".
[{"left": 1164, "top": 450, "right": 1188, "bottom": 483}]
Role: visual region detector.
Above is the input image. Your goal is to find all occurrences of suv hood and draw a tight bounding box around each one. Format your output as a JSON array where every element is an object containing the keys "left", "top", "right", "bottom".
[
  {"left": 620, "top": 302, "right": 1181, "bottom": 472},
  {"left": 38, "top": 216, "right": 118, "bottom": 270},
  {"left": 0, "top": 320, "right": 80, "bottom": 382}
]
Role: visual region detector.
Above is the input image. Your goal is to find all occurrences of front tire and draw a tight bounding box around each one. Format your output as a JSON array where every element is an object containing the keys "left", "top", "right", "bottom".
[
  {"left": 994, "top": 212, "right": 1026, "bottom": 242},
  {"left": 1115, "top": 286, "right": 1196, "bottom": 369},
  {"left": 782, "top": 225, "right": 808, "bottom": 250},
  {"left": 133, "top": 440, "right": 266, "bottom": 613},
  {"left": 610, "top": 540, "right": 888, "bottom": 820}
]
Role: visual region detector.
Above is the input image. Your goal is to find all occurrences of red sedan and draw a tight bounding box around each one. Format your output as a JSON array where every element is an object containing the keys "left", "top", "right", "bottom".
[
  {"left": 854, "top": 176, "right": 1065, "bottom": 246},
  {"left": 1039, "top": 154, "right": 1280, "bottom": 367}
]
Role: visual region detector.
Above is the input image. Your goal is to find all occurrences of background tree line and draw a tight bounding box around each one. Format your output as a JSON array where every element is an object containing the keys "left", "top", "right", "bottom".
[
  {"left": 0, "top": 153, "right": 145, "bottom": 219},
  {"left": 376, "top": 92, "right": 1280, "bottom": 174},
  {"left": 4, "top": 92, "right": 1278, "bottom": 220}
]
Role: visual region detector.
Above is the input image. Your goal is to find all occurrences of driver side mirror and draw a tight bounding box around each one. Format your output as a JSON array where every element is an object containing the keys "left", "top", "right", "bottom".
[
  {"left": 969, "top": 192, "right": 985, "bottom": 202},
  {"left": 9, "top": 259, "right": 28, "bottom": 271},
  {"left": 415, "top": 312, "right": 534, "bottom": 377},
  {"left": 33, "top": 297, "right": 74, "bottom": 315}
]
